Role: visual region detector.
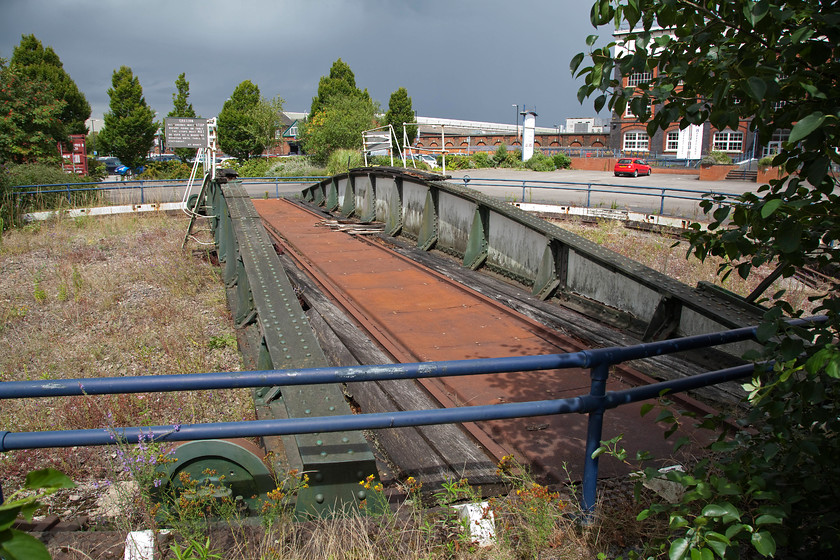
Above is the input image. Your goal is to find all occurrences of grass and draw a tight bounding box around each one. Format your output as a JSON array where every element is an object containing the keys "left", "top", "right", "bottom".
[{"left": 0, "top": 212, "right": 250, "bottom": 490}]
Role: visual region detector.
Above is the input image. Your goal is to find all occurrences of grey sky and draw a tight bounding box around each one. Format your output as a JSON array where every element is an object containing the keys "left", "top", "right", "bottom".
[{"left": 1, "top": 0, "right": 611, "bottom": 129}]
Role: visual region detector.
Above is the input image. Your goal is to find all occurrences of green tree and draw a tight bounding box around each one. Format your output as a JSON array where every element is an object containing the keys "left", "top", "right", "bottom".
[
  {"left": 575, "top": 1, "right": 839, "bottom": 556},
  {"left": 309, "top": 58, "right": 372, "bottom": 116},
  {"left": 167, "top": 72, "right": 198, "bottom": 163},
  {"left": 300, "top": 95, "right": 377, "bottom": 165},
  {"left": 384, "top": 87, "right": 417, "bottom": 149},
  {"left": 0, "top": 59, "right": 65, "bottom": 165},
  {"left": 247, "top": 95, "right": 285, "bottom": 158},
  {"left": 217, "top": 80, "right": 265, "bottom": 160},
  {"left": 301, "top": 59, "right": 377, "bottom": 164},
  {"left": 10, "top": 34, "right": 90, "bottom": 136},
  {"left": 97, "top": 66, "right": 157, "bottom": 170}
]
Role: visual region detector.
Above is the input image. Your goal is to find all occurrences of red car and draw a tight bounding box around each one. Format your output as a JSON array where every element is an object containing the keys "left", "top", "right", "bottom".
[{"left": 614, "top": 158, "right": 652, "bottom": 177}]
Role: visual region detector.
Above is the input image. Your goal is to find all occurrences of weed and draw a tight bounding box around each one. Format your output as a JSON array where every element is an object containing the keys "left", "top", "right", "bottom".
[
  {"left": 259, "top": 467, "right": 309, "bottom": 528},
  {"left": 32, "top": 271, "right": 47, "bottom": 304},
  {"left": 170, "top": 535, "right": 223, "bottom": 560},
  {"left": 208, "top": 333, "right": 237, "bottom": 350}
]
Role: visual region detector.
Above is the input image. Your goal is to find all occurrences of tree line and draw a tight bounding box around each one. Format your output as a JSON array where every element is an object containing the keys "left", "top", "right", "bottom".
[{"left": 1, "top": 35, "right": 416, "bottom": 172}]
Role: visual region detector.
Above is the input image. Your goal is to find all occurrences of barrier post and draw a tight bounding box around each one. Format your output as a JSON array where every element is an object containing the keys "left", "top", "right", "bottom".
[
  {"left": 586, "top": 183, "right": 592, "bottom": 208},
  {"left": 140, "top": 181, "right": 145, "bottom": 204},
  {"left": 660, "top": 188, "right": 666, "bottom": 215},
  {"left": 581, "top": 361, "right": 610, "bottom": 514}
]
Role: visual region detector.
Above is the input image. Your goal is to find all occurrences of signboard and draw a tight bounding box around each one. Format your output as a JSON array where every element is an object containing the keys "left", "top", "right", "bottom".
[
  {"left": 164, "top": 118, "right": 208, "bottom": 148},
  {"left": 677, "top": 124, "right": 703, "bottom": 160},
  {"left": 58, "top": 134, "right": 87, "bottom": 175}
]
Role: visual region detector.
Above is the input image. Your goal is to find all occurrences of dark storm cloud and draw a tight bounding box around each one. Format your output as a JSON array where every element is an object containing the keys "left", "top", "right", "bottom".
[{"left": 1, "top": 0, "right": 609, "bottom": 127}]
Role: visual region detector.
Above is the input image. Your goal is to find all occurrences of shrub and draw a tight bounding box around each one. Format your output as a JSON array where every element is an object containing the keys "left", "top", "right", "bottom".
[
  {"left": 446, "top": 155, "right": 474, "bottom": 170},
  {"left": 701, "top": 150, "right": 733, "bottom": 165},
  {"left": 758, "top": 155, "right": 777, "bottom": 168},
  {"left": 138, "top": 161, "right": 192, "bottom": 180},
  {"left": 326, "top": 149, "right": 365, "bottom": 175},
  {"left": 552, "top": 153, "right": 572, "bottom": 169},
  {"left": 472, "top": 151, "right": 493, "bottom": 168},
  {"left": 268, "top": 156, "right": 326, "bottom": 177},
  {"left": 234, "top": 157, "right": 273, "bottom": 178},
  {"left": 493, "top": 144, "right": 509, "bottom": 166},
  {"left": 525, "top": 152, "right": 556, "bottom": 172}
]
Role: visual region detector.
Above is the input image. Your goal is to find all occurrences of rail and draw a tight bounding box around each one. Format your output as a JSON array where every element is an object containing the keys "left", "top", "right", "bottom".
[
  {"left": 0, "top": 316, "right": 826, "bottom": 513},
  {"left": 453, "top": 176, "right": 740, "bottom": 216}
]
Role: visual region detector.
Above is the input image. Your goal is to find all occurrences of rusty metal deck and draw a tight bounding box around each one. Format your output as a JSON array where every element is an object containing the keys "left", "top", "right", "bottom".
[{"left": 254, "top": 198, "right": 700, "bottom": 482}]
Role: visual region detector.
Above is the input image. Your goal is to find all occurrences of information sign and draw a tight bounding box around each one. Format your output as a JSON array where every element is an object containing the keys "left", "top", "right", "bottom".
[{"left": 164, "top": 118, "right": 208, "bottom": 148}]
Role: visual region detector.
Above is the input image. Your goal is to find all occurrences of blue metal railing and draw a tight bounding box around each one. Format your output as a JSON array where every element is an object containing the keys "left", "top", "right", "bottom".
[
  {"left": 0, "top": 316, "right": 825, "bottom": 512},
  {"left": 456, "top": 176, "right": 740, "bottom": 215},
  {"left": 9, "top": 176, "right": 329, "bottom": 205}
]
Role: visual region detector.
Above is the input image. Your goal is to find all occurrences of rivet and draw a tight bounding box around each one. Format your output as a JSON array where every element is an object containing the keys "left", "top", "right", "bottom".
[
  {"left": 316, "top": 440, "right": 323, "bottom": 446},
  {"left": 320, "top": 451, "right": 327, "bottom": 457},
  {"left": 305, "top": 409, "right": 311, "bottom": 414},
  {"left": 315, "top": 494, "right": 325, "bottom": 503}
]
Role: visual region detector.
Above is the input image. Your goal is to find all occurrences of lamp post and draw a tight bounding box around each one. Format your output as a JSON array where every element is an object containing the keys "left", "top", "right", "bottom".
[{"left": 512, "top": 104, "right": 519, "bottom": 142}]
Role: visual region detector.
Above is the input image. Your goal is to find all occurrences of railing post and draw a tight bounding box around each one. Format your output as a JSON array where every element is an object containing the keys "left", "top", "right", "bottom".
[
  {"left": 586, "top": 183, "right": 592, "bottom": 208},
  {"left": 660, "top": 188, "right": 666, "bottom": 215},
  {"left": 140, "top": 181, "right": 145, "bottom": 204},
  {"left": 581, "top": 361, "right": 610, "bottom": 514},
  {"left": 275, "top": 180, "right": 280, "bottom": 199},
  {"left": 522, "top": 181, "right": 527, "bottom": 202}
]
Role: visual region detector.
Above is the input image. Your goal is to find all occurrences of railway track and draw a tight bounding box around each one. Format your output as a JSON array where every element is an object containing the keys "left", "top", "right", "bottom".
[{"left": 254, "top": 197, "right": 715, "bottom": 486}]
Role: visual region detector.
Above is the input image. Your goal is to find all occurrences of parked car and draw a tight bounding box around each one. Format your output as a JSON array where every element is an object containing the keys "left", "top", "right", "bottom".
[
  {"left": 405, "top": 153, "right": 439, "bottom": 168},
  {"left": 98, "top": 156, "right": 122, "bottom": 174},
  {"left": 614, "top": 158, "right": 652, "bottom": 177}
]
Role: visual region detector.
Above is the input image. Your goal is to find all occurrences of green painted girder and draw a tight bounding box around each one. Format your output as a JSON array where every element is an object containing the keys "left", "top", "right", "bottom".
[
  {"left": 217, "top": 181, "right": 379, "bottom": 519},
  {"left": 417, "top": 189, "right": 438, "bottom": 251}
]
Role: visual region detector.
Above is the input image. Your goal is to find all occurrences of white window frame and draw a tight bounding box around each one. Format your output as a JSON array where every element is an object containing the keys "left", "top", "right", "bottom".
[
  {"left": 665, "top": 131, "right": 680, "bottom": 152},
  {"left": 626, "top": 72, "right": 653, "bottom": 87},
  {"left": 623, "top": 131, "right": 649, "bottom": 152},
  {"left": 712, "top": 130, "right": 744, "bottom": 152}
]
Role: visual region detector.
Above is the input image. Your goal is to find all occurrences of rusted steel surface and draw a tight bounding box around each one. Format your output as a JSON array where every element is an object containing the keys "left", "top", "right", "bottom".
[{"left": 255, "top": 198, "right": 704, "bottom": 482}]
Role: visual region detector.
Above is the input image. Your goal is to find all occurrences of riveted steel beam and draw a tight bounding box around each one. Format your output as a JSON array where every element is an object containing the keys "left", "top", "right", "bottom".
[{"left": 205, "top": 180, "right": 379, "bottom": 518}]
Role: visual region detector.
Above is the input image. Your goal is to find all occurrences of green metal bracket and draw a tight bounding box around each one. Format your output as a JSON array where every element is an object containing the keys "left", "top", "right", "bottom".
[
  {"left": 463, "top": 206, "right": 489, "bottom": 270},
  {"left": 312, "top": 184, "right": 325, "bottom": 207},
  {"left": 417, "top": 189, "right": 438, "bottom": 251},
  {"left": 532, "top": 242, "right": 562, "bottom": 300},
  {"left": 358, "top": 174, "right": 375, "bottom": 223},
  {"left": 341, "top": 176, "right": 356, "bottom": 218},
  {"left": 384, "top": 176, "right": 403, "bottom": 237},
  {"left": 325, "top": 179, "right": 339, "bottom": 211}
]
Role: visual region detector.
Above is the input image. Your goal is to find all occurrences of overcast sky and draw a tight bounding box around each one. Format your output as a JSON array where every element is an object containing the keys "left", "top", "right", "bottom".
[{"left": 1, "top": 0, "right": 611, "bottom": 129}]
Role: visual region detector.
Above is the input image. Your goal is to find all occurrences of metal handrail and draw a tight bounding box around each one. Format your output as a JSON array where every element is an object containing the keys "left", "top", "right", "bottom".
[
  {"left": 454, "top": 176, "right": 741, "bottom": 215},
  {"left": 10, "top": 176, "right": 330, "bottom": 205},
  {"left": 0, "top": 316, "right": 826, "bottom": 513}
]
